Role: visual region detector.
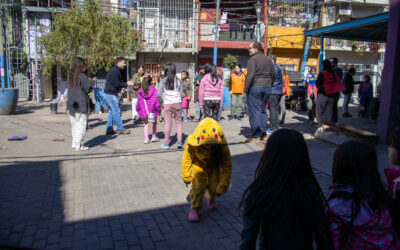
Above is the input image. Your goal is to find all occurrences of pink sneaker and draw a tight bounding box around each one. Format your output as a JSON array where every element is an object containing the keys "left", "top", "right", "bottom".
[
  {"left": 188, "top": 210, "right": 199, "bottom": 222},
  {"left": 204, "top": 195, "right": 217, "bottom": 210}
]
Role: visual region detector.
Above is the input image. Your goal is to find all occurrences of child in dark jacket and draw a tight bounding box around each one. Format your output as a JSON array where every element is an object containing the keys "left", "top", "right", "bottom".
[{"left": 326, "top": 140, "right": 400, "bottom": 249}]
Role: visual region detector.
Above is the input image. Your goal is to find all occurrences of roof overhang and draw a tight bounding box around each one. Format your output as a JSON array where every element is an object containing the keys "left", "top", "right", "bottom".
[
  {"left": 304, "top": 12, "right": 389, "bottom": 43},
  {"left": 22, "top": 6, "right": 67, "bottom": 13}
]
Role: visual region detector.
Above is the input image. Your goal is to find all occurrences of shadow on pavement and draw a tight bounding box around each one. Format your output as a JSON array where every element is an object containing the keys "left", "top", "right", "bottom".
[{"left": 0, "top": 147, "right": 333, "bottom": 249}]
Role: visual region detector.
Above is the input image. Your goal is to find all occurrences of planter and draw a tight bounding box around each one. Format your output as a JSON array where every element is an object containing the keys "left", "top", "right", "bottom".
[{"left": 0, "top": 88, "right": 18, "bottom": 115}]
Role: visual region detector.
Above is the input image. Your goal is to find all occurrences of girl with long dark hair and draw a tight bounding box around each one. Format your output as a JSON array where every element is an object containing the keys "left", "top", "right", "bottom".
[
  {"left": 327, "top": 140, "right": 400, "bottom": 249},
  {"left": 182, "top": 118, "right": 232, "bottom": 222},
  {"left": 67, "top": 57, "right": 93, "bottom": 151},
  {"left": 199, "top": 64, "right": 223, "bottom": 121},
  {"left": 239, "top": 129, "right": 333, "bottom": 249},
  {"left": 157, "top": 62, "right": 183, "bottom": 149}
]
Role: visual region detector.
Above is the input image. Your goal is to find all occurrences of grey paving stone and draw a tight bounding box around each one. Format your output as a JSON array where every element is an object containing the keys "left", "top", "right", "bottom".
[
  {"left": 98, "top": 226, "right": 112, "bottom": 237},
  {"left": 131, "top": 216, "right": 145, "bottom": 227},
  {"left": 61, "top": 225, "right": 74, "bottom": 236},
  {"left": 149, "top": 230, "right": 164, "bottom": 242},
  {"left": 33, "top": 239, "right": 46, "bottom": 249},
  {"left": 112, "top": 229, "right": 125, "bottom": 241},
  {"left": 139, "top": 237, "right": 155, "bottom": 250},
  {"left": 122, "top": 223, "right": 135, "bottom": 234},
  {"left": 100, "top": 236, "right": 113, "bottom": 249},
  {"left": 86, "top": 232, "right": 99, "bottom": 246},
  {"left": 125, "top": 233, "right": 140, "bottom": 246},
  {"left": 19, "top": 236, "right": 34, "bottom": 248},
  {"left": 135, "top": 227, "right": 149, "bottom": 238},
  {"left": 155, "top": 241, "right": 170, "bottom": 250},
  {"left": 129, "top": 245, "right": 142, "bottom": 250},
  {"left": 60, "top": 236, "right": 73, "bottom": 249},
  {"left": 47, "top": 232, "right": 60, "bottom": 245},
  {"left": 73, "top": 229, "right": 86, "bottom": 241},
  {"left": 73, "top": 240, "right": 86, "bottom": 250},
  {"left": 115, "top": 240, "right": 129, "bottom": 250},
  {"left": 22, "top": 225, "right": 37, "bottom": 237},
  {"left": 46, "top": 243, "right": 60, "bottom": 250}
]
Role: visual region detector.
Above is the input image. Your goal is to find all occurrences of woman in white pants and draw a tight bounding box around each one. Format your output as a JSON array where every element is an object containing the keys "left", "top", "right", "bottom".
[{"left": 67, "top": 57, "right": 93, "bottom": 151}]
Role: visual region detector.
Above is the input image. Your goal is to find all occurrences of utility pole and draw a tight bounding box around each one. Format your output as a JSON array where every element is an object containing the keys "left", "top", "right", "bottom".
[
  {"left": 213, "top": 0, "right": 220, "bottom": 66},
  {"left": 301, "top": 0, "right": 320, "bottom": 79},
  {"left": 34, "top": 18, "right": 40, "bottom": 102},
  {"left": 0, "top": 4, "right": 5, "bottom": 88}
]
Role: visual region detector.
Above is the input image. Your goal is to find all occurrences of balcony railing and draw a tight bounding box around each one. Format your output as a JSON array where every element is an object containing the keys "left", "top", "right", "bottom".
[
  {"left": 200, "top": 23, "right": 260, "bottom": 42},
  {"left": 325, "top": 39, "right": 385, "bottom": 53}
]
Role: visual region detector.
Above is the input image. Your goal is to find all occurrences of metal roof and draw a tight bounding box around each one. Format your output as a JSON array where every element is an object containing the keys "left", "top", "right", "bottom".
[
  {"left": 304, "top": 12, "right": 389, "bottom": 43},
  {"left": 22, "top": 6, "right": 67, "bottom": 13}
]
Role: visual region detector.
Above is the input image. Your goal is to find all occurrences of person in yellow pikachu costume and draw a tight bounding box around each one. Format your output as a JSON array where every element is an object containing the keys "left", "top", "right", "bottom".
[{"left": 182, "top": 117, "right": 233, "bottom": 222}]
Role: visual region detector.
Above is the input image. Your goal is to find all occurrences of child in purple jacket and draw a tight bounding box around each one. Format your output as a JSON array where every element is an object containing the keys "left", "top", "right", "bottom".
[
  {"left": 326, "top": 140, "right": 400, "bottom": 250},
  {"left": 136, "top": 76, "right": 161, "bottom": 144}
]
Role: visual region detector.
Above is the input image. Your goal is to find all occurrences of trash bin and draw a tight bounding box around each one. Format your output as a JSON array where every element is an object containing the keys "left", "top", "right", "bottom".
[{"left": 50, "top": 102, "right": 58, "bottom": 114}]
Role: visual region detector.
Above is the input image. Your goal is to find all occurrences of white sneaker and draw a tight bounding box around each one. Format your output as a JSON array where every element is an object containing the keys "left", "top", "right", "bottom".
[
  {"left": 144, "top": 138, "right": 150, "bottom": 144},
  {"left": 151, "top": 137, "right": 160, "bottom": 142},
  {"left": 76, "top": 145, "right": 89, "bottom": 151}
]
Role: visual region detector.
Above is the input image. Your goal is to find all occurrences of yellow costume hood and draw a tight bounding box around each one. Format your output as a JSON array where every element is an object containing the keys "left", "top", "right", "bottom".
[{"left": 186, "top": 118, "right": 227, "bottom": 146}]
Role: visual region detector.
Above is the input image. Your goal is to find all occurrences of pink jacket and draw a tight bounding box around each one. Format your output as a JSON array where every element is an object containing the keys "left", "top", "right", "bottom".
[
  {"left": 199, "top": 73, "right": 224, "bottom": 106},
  {"left": 136, "top": 86, "right": 161, "bottom": 119}
]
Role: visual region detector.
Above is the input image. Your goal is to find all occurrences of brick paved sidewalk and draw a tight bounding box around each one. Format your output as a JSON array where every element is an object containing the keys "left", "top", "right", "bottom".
[{"left": 0, "top": 101, "right": 390, "bottom": 250}]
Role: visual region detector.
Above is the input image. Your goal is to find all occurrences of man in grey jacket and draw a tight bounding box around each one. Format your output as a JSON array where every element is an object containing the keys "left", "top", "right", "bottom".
[{"left": 243, "top": 42, "right": 276, "bottom": 142}]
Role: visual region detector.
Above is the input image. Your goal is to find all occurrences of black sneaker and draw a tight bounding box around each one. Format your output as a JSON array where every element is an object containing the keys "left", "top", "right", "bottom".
[{"left": 106, "top": 130, "right": 116, "bottom": 135}]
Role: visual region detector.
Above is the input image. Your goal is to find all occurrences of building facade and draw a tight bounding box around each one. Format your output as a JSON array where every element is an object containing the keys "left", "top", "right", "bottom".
[
  {"left": 323, "top": 0, "right": 388, "bottom": 97},
  {"left": 135, "top": 0, "right": 197, "bottom": 82}
]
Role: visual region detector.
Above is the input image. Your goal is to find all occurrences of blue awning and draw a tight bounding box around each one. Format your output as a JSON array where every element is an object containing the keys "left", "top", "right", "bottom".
[{"left": 304, "top": 12, "right": 389, "bottom": 43}]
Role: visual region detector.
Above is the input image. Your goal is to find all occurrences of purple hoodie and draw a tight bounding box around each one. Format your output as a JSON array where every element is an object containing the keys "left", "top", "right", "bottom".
[
  {"left": 199, "top": 73, "right": 224, "bottom": 106},
  {"left": 326, "top": 186, "right": 400, "bottom": 250},
  {"left": 136, "top": 86, "right": 161, "bottom": 119}
]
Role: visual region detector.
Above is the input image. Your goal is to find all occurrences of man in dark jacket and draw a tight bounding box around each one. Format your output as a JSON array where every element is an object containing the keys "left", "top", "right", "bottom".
[
  {"left": 104, "top": 57, "right": 133, "bottom": 135},
  {"left": 342, "top": 68, "right": 357, "bottom": 117},
  {"left": 268, "top": 55, "right": 283, "bottom": 133},
  {"left": 243, "top": 42, "right": 276, "bottom": 142}
]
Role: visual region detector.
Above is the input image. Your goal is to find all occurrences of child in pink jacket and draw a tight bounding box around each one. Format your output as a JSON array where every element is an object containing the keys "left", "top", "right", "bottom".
[
  {"left": 326, "top": 140, "right": 400, "bottom": 249},
  {"left": 136, "top": 76, "right": 161, "bottom": 144},
  {"left": 199, "top": 64, "right": 224, "bottom": 121}
]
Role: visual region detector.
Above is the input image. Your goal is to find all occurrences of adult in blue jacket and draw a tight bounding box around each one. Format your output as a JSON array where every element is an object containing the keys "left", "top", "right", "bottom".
[{"left": 268, "top": 55, "right": 283, "bottom": 133}]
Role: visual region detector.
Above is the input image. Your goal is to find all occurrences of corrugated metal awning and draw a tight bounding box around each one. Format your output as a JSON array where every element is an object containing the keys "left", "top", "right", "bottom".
[
  {"left": 304, "top": 12, "right": 389, "bottom": 43},
  {"left": 22, "top": 6, "right": 67, "bottom": 13}
]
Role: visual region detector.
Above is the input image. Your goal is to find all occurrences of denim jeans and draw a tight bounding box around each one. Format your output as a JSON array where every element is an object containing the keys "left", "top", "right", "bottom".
[
  {"left": 94, "top": 88, "right": 108, "bottom": 114},
  {"left": 182, "top": 108, "right": 188, "bottom": 121},
  {"left": 248, "top": 87, "right": 271, "bottom": 138},
  {"left": 104, "top": 93, "right": 125, "bottom": 132},
  {"left": 195, "top": 102, "right": 202, "bottom": 120},
  {"left": 268, "top": 94, "right": 282, "bottom": 130},
  {"left": 243, "top": 96, "right": 248, "bottom": 115}
]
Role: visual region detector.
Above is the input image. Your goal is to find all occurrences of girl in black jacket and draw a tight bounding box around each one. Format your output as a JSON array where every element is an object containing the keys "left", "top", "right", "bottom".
[{"left": 239, "top": 129, "right": 333, "bottom": 250}]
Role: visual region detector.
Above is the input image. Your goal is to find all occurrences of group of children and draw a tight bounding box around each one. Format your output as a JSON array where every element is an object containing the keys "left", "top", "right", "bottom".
[
  {"left": 131, "top": 62, "right": 225, "bottom": 149},
  {"left": 181, "top": 115, "right": 400, "bottom": 248}
]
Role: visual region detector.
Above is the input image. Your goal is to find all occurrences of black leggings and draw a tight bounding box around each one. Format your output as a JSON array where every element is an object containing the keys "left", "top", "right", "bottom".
[{"left": 203, "top": 100, "right": 220, "bottom": 121}]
